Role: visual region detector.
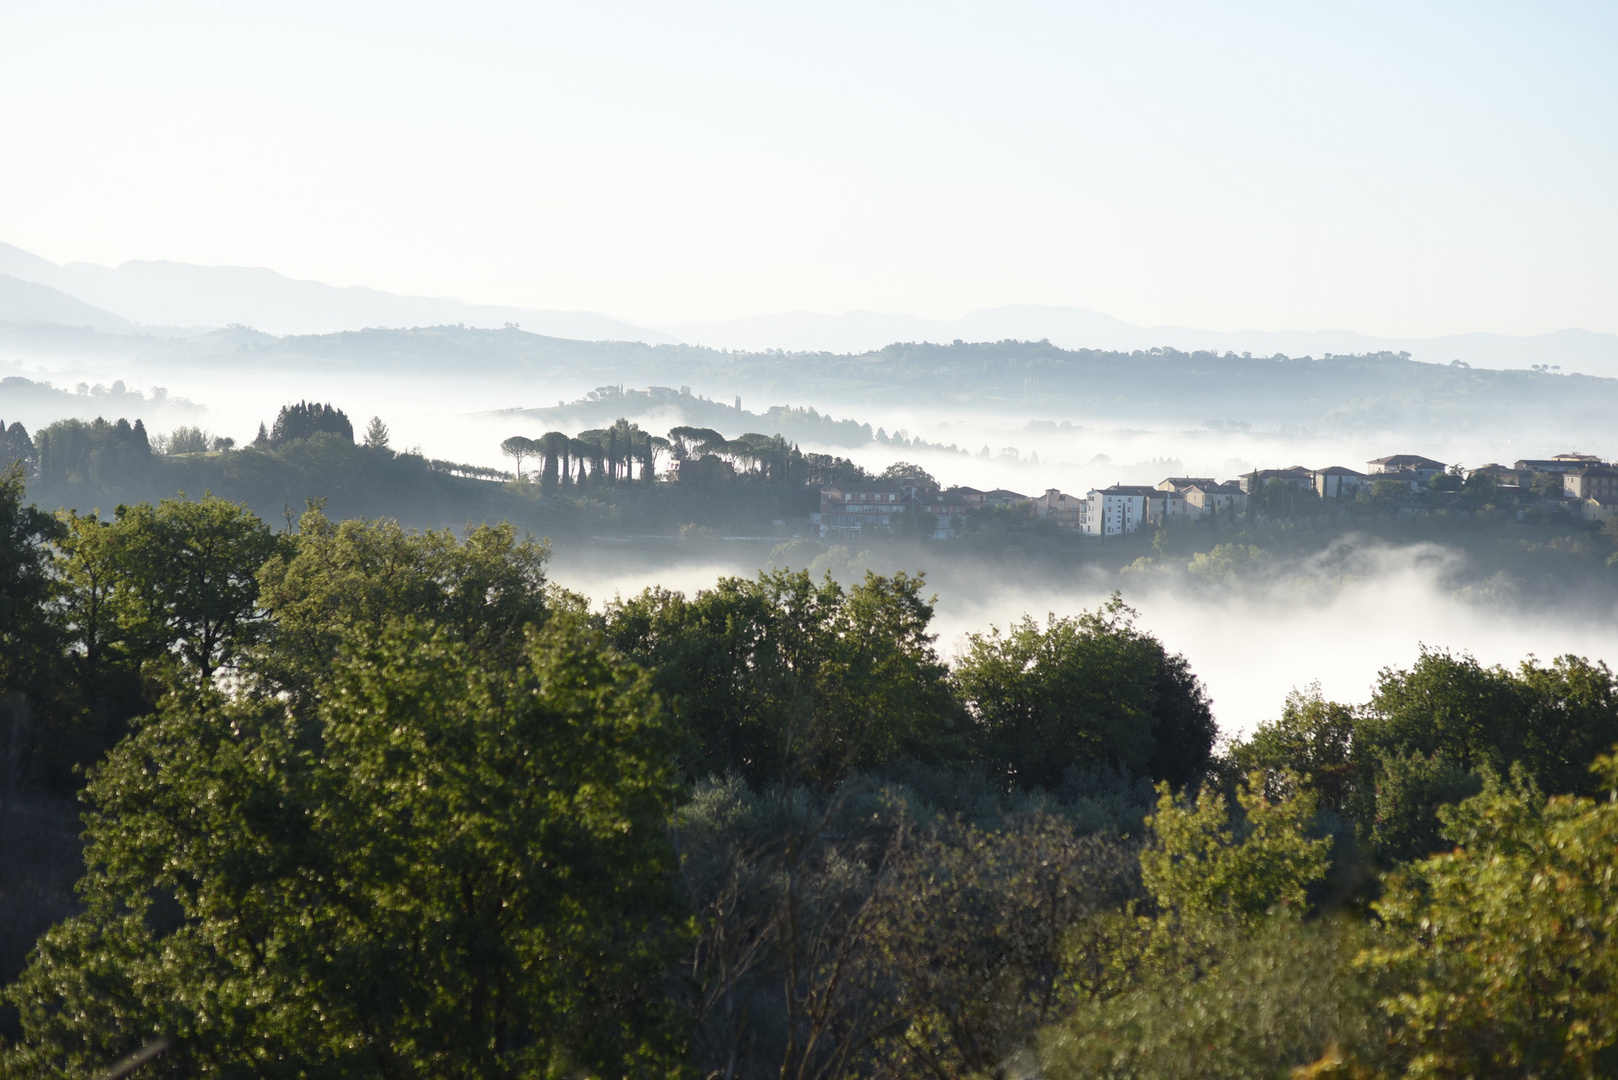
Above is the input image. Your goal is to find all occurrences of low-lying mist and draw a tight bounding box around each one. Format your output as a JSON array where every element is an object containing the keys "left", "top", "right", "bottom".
[
  {"left": 545, "top": 534, "right": 1618, "bottom": 740},
  {"left": 5, "top": 348, "right": 1601, "bottom": 491},
  {"left": 13, "top": 342, "right": 1618, "bottom": 745}
]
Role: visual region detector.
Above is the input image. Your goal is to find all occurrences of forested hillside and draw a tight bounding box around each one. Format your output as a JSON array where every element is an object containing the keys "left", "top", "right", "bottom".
[
  {"left": 5, "top": 320, "right": 1614, "bottom": 432},
  {"left": 3, "top": 460, "right": 1618, "bottom": 1076}
]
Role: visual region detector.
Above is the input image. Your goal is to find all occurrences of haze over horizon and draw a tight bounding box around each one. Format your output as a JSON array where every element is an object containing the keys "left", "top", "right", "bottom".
[
  {"left": 5, "top": 239, "right": 1618, "bottom": 373},
  {"left": 3, "top": 1, "right": 1615, "bottom": 339}
]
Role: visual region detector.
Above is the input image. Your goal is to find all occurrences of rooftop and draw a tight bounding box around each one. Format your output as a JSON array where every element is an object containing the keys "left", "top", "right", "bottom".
[{"left": 822, "top": 481, "right": 904, "bottom": 494}]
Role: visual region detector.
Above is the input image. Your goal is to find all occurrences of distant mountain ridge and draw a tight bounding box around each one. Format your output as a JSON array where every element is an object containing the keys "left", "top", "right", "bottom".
[
  {"left": 2, "top": 241, "right": 1615, "bottom": 375},
  {"left": 659, "top": 305, "right": 1618, "bottom": 376},
  {"left": 0, "top": 242, "right": 676, "bottom": 342},
  {"left": 0, "top": 274, "right": 139, "bottom": 333}
]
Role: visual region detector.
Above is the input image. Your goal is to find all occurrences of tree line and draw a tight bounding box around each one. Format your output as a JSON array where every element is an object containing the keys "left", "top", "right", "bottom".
[{"left": 500, "top": 422, "right": 870, "bottom": 490}]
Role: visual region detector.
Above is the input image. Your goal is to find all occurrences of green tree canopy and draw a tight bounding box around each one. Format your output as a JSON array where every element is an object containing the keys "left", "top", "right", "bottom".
[
  {"left": 604, "top": 568, "right": 962, "bottom": 787},
  {"left": 101, "top": 495, "right": 279, "bottom": 682},
  {"left": 255, "top": 506, "right": 550, "bottom": 699},
  {"left": 953, "top": 597, "right": 1216, "bottom": 790},
  {"left": 3, "top": 616, "right": 683, "bottom": 1079},
  {"left": 1361, "top": 758, "right": 1618, "bottom": 1076},
  {"left": 269, "top": 400, "right": 352, "bottom": 447}
]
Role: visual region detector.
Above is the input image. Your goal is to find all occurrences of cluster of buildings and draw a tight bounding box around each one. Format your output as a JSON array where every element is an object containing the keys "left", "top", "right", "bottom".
[{"left": 810, "top": 451, "right": 1618, "bottom": 540}]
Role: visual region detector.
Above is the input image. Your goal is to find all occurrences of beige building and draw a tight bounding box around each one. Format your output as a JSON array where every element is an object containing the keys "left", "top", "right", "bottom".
[
  {"left": 1032, "top": 488, "right": 1083, "bottom": 531},
  {"left": 1184, "top": 482, "right": 1248, "bottom": 517},
  {"left": 1563, "top": 465, "right": 1618, "bottom": 501}
]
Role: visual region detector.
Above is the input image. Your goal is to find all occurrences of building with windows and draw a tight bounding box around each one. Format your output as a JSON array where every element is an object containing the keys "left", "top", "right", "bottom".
[
  {"left": 1312, "top": 466, "right": 1371, "bottom": 500},
  {"left": 1240, "top": 466, "right": 1315, "bottom": 494},
  {"left": 1516, "top": 453, "right": 1602, "bottom": 474},
  {"left": 913, "top": 487, "right": 975, "bottom": 538},
  {"left": 814, "top": 481, "right": 906, "bottom": 538},
  {"left": 1080, "top": 485, "right": 1155, "bottom": 536},
  {"left": 1032, "top": 488, "right": 1083, "bottom": 532},
  {"left": 1563, "top": 464, "right": 1618, "bottom": 501},
  {"left": 1184, "top": 482, "right": 1248, "bottom": 518},
  {"left": 981, "top": 488, "right": 1029, "bottom": 506},
  {"left": 1367, "top": 454, "right": 1448, "bottom": 488}
]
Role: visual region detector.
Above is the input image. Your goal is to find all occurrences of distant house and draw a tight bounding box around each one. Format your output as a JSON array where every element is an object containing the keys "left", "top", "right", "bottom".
[
  {"left": 981, "top": 488, "right": 1029, "bottom": 506},
  {"left": 1312, "top": 466, "right": 1371, "bottom": 500},
  {"left": 1367, "top": 455, "right": 1447, "bottom": 488},
  {"left": 1156, "top": 477, "right": 1215, "bottom": 492},
  {"left": 816, "top": 481, "right": 905, "bottom": 538},
  {"left": 1239, "top": 466, "right": 1314, "bottom": 494},
  {"left": 1563, "top": 465, "right": 1618, "bottom": 501},
  {"left": 1145, "top": 487, "right": 1189, "bottom": 523},
  {"left": 1148, "top": 477, "right": 1214, "bottom": 522},
  {"left": 1081, "top": 485, "right": 1156, "bottom": 536},
  {"left": 1469, "top": 463, "right": 1528, "bottom": 491},
  {"left": 1582, "top": 497, "right": 1618, "bottom": 523},
  {"left": 1032, "top": 489, "right": 1083, "bottom": 532},
  {"left": 1183, "top": 482, "right": 1248, "bottom": 518},
  {"left": 915, "top": 487, "right": 975, "bottom": 538},
  {"left": 1516, "top": 453, "right": 1604, "bottom": 475}
]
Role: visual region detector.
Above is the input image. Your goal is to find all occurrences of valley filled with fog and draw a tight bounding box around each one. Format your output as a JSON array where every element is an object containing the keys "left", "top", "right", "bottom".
[{"left": 8, "top": 323, "right": 1609, "bottom": 737}]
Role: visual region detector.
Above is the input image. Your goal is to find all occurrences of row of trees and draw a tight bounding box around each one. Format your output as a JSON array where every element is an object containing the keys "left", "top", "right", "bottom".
[
  {"left": 0, "top": 403, "right": 366, "bottom": 496},
  {"left": 500, "top": 421, "right": 871, "bottom": 490},
  {"left": 5, "top": 474, "right": 1618, "bottom": 1074},
  {"left": 501, "top": 418, "right": 665, "bottom": 486}
]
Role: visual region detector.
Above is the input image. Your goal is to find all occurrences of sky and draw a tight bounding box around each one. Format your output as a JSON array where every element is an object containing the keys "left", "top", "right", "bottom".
[{"left": 2, "top": 0, "right": 1616, "bottom": 335}]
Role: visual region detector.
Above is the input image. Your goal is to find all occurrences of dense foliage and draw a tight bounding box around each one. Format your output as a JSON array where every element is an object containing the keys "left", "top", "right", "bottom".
[
  {"left": 2, "top": 466, "right": 1618, "bottom": 1076},
  {"left": 267, "top": 400, "right": 353, "bottom": 447}
]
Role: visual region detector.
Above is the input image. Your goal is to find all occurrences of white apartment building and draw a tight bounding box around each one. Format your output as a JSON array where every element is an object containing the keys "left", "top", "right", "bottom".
[{"left": 1081, "top": 485, "right": 1156, "bottom": 536}]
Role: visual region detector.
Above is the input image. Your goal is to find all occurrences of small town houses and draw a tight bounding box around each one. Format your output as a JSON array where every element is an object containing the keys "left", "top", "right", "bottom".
[{"left": 810, "top": 451, "right": 1618, "bottom": 539}]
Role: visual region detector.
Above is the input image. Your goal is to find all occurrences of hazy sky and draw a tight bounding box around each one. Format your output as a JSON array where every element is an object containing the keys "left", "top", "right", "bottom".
[{"left": 3, "top": 0, "right": 1615, "bottom": 334}]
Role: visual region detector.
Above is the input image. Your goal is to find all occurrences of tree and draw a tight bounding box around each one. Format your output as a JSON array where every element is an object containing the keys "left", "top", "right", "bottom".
[
  {"left": 954, "top": 597, "right": 1215, "bottom": 790},
  {"left": 605, "top": 569, "right": 962, "bottom": 788},
  {"left": 160, "top": 426, "right": 213, "bottom": 454},
  {"left": 49, "top": 510, "right": 146, "bottom": 778},
  {"left": 102, "top": 495, "right": 280, "bottom": 683},
  {"left": 500, "top": 435, "right": 536, "bottom": 479},
  {"left": 0, "top": 463, "right": 65, "bottom": 798},
  {"left": 2, "top": 421, "right": 37, "bottom": 471},
  {"left": 1038, "top": 916, "right": 1385, "bottom": 1080},
  {"left": 32, "top": 417, "right": 152, "bottom": 489},
  {"left": 644, "top": 435, "right": 670, "bottom": 483},
  {"left": 255, "top": 506, "right": 550, "bottom": 700},
  {"left": 668, "top": 426, "right": 727, "bottom": 461},
  {"left": 1370, "top": 476, "right": 1410, "bottom": 501},
  {"left": 0, "top": 463, "right": 62, "bottom": 695},
  {"left": 2, "top": 616, "right": 685, "bottom": 1079},
  {"left": 570, "top": 437, "right": 600, "bottom": 484},
  {"left": 362, "top": 415, "right": 391, "bottom": 451},
  {"left": 869, "top": 814, "right": 1134, "bottom": 1080},
  {"left": 539, "top": 431, "right": 568, "bottom": 487},
  {"left": 1229, "top": 686, "right": 1356, "bottom": 812},
  {"left": 1350, "top": 648, "right": 1618, "bottom": 862},
  {"left": 1036, "top": 775, "right": 1357, "bottom": 1080},
  {"left": 1361, "top": 760, "right": 1618, "bottom": 1076},
  {"left": 880, "top": 461, "right": 937, "bottom": 493},
  {"left": 269, "top": 401, "right": 352, "bottom": 447},
  {"left": 1141, "top": 772, "right": 1331, "bottom": 935}
]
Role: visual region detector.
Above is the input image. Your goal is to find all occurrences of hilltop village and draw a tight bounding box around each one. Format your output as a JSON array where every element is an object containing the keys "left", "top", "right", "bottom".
[{"left": 813, "top": 452, "right": 1617, "bottom": 540}]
